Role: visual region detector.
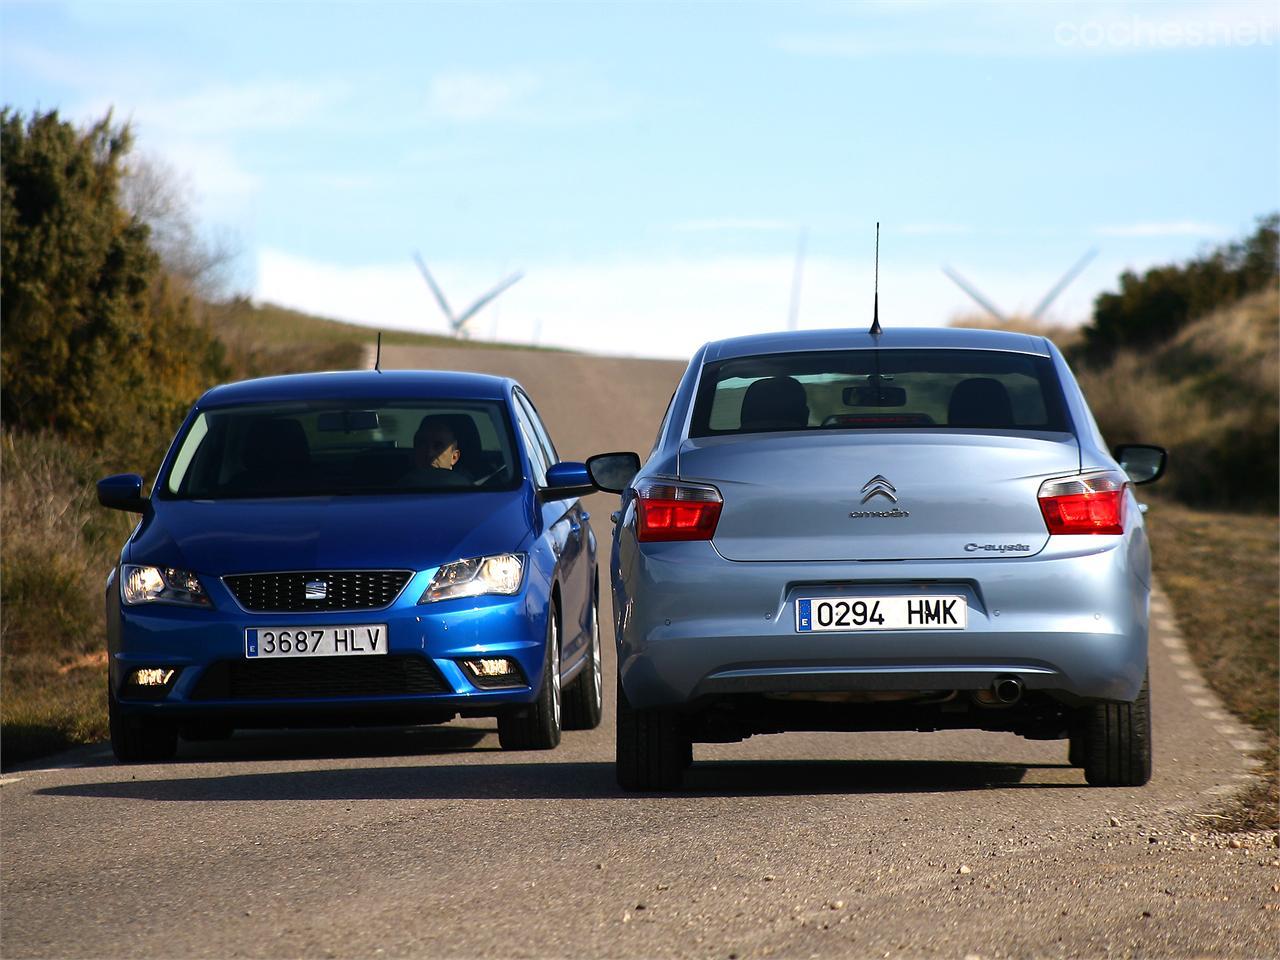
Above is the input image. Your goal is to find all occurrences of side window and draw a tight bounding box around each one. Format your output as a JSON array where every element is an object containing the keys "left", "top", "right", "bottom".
[
  {"left": 514, "top": 390, "right": 558, "bottom": 466},
  {"left": 650, "top": 391, "right": 676, "bottom": 456},
  {"left": 512, "top": 400, "right": 549, "bottom": 486}
]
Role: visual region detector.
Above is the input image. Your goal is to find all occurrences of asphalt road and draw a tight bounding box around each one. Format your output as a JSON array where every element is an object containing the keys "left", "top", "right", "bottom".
[{"left": 3, "top": 346, "right": 1276, "bottom": 959}]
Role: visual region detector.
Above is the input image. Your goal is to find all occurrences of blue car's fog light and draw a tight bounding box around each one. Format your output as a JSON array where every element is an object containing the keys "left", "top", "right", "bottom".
[
  {"left": 458, "top": 657, "right": 526, "bottom": 689},
  {"left": 420, "top": 554, "right": 525, "bottom": 603},
  {"left": 122, "top": 667, "right": 179, "bottom": 700}
]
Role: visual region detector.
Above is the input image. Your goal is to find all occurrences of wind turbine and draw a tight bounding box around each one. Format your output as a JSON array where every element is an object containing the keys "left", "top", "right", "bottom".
[
  {"left": 942, "top": 248, "right": 1098, "bottom": 323},
  {"left": 412, "top": 252, "right": 523, "bottom": 339}
]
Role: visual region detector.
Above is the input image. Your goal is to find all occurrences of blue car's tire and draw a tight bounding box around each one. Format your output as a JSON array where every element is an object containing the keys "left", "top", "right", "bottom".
[
  {"left": 497, "top": 609, "right": 562, "bottom": 750},
  {"left": 108, "top": 685, "right": 177, "bottom": 763},
  {"left": 562, "top": 583, "right": 603, "bottom": 731},
  {"left": 615, "top": 677, "right": 689, "bottom": 791},
  {"left": 1082, "top": 670, "right": 1152, "bottom": 787}
]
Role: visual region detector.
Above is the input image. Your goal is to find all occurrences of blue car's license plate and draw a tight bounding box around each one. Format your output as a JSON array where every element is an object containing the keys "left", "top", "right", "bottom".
[
  {"left": 244, "top": 625, "right": 388, "bottom": 658},
  {"left": 796, "top": 597, "right": 967, "bottom": 632}
]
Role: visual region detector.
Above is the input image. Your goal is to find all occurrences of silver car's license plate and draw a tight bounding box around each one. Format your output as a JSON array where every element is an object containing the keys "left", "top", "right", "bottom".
[
  {"left": 244, "top": 625, "right": 388, "bottom": 658},
  {"left": 796, "top": 597, "right": 967, "bottom": 632}
]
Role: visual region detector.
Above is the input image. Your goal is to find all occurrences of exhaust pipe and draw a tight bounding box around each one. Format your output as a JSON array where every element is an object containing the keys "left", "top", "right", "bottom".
[{"left": 992, "top": 676, "right": 1023, "bottom": 705}]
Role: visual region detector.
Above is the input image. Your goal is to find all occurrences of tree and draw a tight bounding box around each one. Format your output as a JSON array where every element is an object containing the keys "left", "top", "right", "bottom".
[
  {"left": 1, "top": 108, "right": 225, "bottom": 467},
  {"left": 1083, "top": 214, "right": 1279, "bottom": 360}
]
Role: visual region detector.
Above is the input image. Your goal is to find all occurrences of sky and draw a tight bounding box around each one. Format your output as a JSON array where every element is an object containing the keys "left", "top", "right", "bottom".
[{"left": 2, "top": 0, "right": 1277, "bottom": 358}]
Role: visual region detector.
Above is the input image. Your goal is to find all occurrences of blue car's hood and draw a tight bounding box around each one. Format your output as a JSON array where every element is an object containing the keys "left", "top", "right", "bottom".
[{"left": 130, "top": 490, "right": 534, "bottom": 574}]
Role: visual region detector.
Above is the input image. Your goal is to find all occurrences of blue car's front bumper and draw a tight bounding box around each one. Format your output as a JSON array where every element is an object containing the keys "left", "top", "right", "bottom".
[{"left": 107, "top": 569, "right": 549, "bottom": 724}]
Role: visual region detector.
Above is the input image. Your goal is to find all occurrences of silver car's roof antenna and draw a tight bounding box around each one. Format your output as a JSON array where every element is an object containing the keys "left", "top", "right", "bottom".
[
  {"left": 375, "top": 331, "right": 383, "bottom": 372},
  {"left": 869, "top": 222, "right": 882, "bottom": 336}
]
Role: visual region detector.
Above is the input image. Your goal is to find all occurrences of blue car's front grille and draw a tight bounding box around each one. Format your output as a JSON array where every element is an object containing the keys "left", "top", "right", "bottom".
[
  {"left": 223, "top": 570, "right": 413, "bottom": 612},
  {"left": 189, "top": 655, "right": 449, "bottom": 700}
]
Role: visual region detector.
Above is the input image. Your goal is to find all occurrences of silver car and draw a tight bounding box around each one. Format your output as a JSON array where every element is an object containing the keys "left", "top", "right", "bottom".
[{"left": 594, "top": 327, "right": 1167, "bottom": 791}]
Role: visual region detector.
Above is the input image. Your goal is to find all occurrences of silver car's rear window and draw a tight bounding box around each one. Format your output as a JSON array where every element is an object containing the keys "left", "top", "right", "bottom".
[{"left": 690, "top": 349, "right": 1072, "bottom": 437}]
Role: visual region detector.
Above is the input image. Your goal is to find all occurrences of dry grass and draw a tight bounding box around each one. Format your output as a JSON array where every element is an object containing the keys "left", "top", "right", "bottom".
[
  {"left": 0, "top": 431, "right": 134, "bottom": 765},
  {"left": 949, "top": 312, "right": 1085, "bottom": 353},
  {"left": 1144, "top": 496, "right": 1279, "bottom": 829}
]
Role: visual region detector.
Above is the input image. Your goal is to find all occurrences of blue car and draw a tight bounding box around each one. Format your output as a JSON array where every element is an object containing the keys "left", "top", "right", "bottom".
[
  {"left": 98, "top": 370, "right": 608, "bottom": 761},
  {"left": 596, "top": 327, "right": 1167, "bottom": 791}
]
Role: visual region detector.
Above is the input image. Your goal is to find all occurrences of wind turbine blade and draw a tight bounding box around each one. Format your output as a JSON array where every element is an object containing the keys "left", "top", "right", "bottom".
[
  {"left": 787, "top": 227, "right": 807, "bottom": 331},
  {"left": 1030, "top": 248, "right": 1099, "bottom": 320},
  {"left": 412, "top": 252, "right": 456, "bottom": 329},
  {"left": 941, "top": 265, "right": 1008, "bottom": 323},
  {"left": 454, "top": 272, "right": 524, "bottom": 332}
]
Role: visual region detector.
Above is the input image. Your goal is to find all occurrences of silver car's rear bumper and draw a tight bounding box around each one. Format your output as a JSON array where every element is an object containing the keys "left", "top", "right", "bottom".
[{"left": 613, "top": 537, "right": 1149, "bottom": 710}]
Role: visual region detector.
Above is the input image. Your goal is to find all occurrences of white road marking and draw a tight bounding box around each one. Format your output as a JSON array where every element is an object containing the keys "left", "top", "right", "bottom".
[{"left": 0, "top": 777, "right": 24, "bottom": 786}]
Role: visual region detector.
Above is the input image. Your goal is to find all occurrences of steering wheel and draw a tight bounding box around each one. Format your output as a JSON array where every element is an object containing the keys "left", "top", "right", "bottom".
[{"left": 473, "top": 464, "right": 508, "bottom": 486}]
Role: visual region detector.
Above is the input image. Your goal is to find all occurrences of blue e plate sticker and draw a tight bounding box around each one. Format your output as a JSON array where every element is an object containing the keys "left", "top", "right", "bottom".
[
  {"left": 245, "top": 629, "right": 259, "bottom": 657},
  {"left": 797, "top": 599, "right": 813, "bottom": 632}
]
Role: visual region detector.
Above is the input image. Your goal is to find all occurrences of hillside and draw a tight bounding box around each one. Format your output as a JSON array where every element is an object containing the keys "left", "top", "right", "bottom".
[{"left": 204, "top": 298, "right": 559, "bottom": 383}]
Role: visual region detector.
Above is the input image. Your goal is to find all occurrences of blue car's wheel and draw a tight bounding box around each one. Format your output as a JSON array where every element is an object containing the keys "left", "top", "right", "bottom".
[
  {"left": 562, "top": 580, "right": 603, "bottom": 730},
  {"left": 497, "top": 607, "right": 562, "bottom": 750},
  {"left": 108, "top": 684, "right": 177, "bottom": 763}
]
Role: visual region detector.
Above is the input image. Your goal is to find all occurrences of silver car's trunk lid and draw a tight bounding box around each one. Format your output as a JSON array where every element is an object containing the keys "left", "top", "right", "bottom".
[{"left": 679, "top": 431, "right": 1079, "bottom": 561}]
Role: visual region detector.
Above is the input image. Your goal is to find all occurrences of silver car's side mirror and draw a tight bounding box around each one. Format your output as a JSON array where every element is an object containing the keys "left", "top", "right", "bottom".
[
  {"left": 586, "top": 452, "right": 641, "bottom": 494},
  {"left": 1113, "top": 444, "right": 1167, "bottom": 485}
]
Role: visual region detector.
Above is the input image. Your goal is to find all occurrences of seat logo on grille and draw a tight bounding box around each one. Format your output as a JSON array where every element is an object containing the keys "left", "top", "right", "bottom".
[
  {"left": 860, "top": 475, "right": 898, "bottom": 504},
  {"left": 304, "top": 580, "right": 328, "bottom": 601}
]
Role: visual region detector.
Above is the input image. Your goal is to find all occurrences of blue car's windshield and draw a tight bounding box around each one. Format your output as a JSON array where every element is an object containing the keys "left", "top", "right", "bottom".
[
  {"left": 690, "top": 349, "right": 1072, "bottom": 437},
  {"left": 160, "top": 400, "right": 522, "bottom": 499}
]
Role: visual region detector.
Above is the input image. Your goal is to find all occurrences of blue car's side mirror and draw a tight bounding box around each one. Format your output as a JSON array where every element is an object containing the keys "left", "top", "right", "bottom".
[
  {"left": 98, "top": 474, "right": 149, "bottom": 513},
  {"left": 541, "top": 462, "right": 596, "bottom": 500},
  {"left": 586, "top": 452, "right": 641, "bottom": 494}
]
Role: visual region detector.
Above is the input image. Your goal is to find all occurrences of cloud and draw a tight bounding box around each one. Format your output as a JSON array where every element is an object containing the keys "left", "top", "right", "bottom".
[
  {"left": 256, "top": 250, "right": 1112, "bottom": 359},
  {"left": 426, "top": 70, "right": 542, "bottom": 121},
  {"left": 77, "top": 80, "right": 346, "bottom": 138},
  {"left": 1094, "top": 221, "right": 1228, "bottom": 238},
  {"left": 672, "top": 218, "right": 795, "bottom": 233}
]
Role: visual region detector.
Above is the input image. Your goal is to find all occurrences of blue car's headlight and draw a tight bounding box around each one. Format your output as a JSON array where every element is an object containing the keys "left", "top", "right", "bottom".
[
  {"left": 120, "top": 564, "right": 210, "bottom": 607},
  {"left": 419, "top": 554, "right": 525, "bottom": 603}
]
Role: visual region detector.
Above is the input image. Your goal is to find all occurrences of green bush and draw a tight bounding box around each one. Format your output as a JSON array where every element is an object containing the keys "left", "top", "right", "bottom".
[
  {"left": 1082, "top": 214, "right": 1278, "bottom": 361},
  {"left": 1, "top": 108, "right": 226, "bottom": 471}
]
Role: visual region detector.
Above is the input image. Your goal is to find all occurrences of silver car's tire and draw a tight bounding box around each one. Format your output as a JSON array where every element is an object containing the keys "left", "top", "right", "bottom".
[
  {"left": 562, "top": 582, "right": 603, "bottom": 731},
  {"left": 1082, "top": 671, "right": 1152, "bottom": 787},
  {"left": 616, "top": 676, "right": 688, "bottom": 791},
  {"left": 498, "top": 609, "right": 562, "bottom": 750}
]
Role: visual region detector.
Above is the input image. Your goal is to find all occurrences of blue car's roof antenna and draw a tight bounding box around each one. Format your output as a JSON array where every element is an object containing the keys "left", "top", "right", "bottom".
[
  {"left": 869, "top": 222, "right": 883, "bottom": 336},
  {"left": 375, "top": 331, "right": 383, "bottom": 372}
]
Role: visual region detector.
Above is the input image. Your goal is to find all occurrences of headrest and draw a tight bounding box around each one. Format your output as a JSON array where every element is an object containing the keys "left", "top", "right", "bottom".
[
  {"left": 243, "top": 419, "right": 310, "bottom": 471},
  {"left": 441, "top": 413, "right": 482, "bottom": 461},
  {"left": 947, "top": 378, "right": 1014, "bottom": 428},
  {"left": 740, "top": 376, "right": 810, "bottom": 431}
]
